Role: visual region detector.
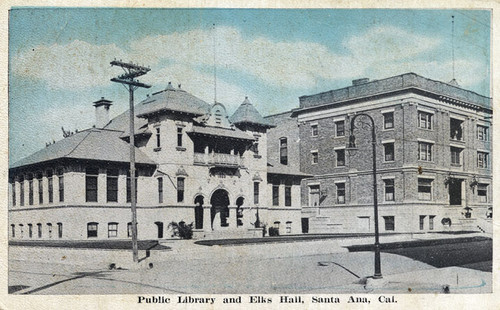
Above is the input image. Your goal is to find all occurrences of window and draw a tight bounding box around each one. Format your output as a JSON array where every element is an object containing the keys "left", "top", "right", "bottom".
[
  {"left": 450, "top": 118, "right": 463, "bottom": 141},
  {"left": 12, "top": 181, "right": 16, "bottom": 206},
  {"left": 177, "top": 127, "right": 183, "bottom": 147},
  {"left": 58, "top": 169, "right": 64, "bottom": 202},
  {"left": 418, "top": 178, "right": 432, "bottom": 200},
  {"left": 57, "top": 223, "right": 63, "bottom": 238},
  {"left": 11, "top": 224, "right": 15, "bottom": 238},
  {"left": 158, "top": 177, "right": 163, "bottom": 203},
  {"left": 336, "top": 183, "right": 345, "bottom": 204},
  {"left": 126, "top": 171, "right": 138, "bottom": 203},
  {"left": 451, "top": 147, "right": 462, "bottom": 166},
  {"left": 127, "top": 222, "right": 132, "bottom": 238},
  {"left": 384, "top": 179, "right": 395, "bottom": 201},
  {"left": 285, "top": 185, "right": 292, "bottom": 206},
  {"left": 419, "top": 215, "right": 426, "bottom": 230},
  {"left": 106, "top": 169, "right": 118, "bottom": 202},
  {"left": 19, "top": 224, "right": 24, "bottom": 238},
  {"left": 286, "top": 221, "right": 292, "bottom": 234},
  {"left": 418, "top": 111, "right": 432, "bottom": 129},
  {"left": 47, "top": 170, "right": 53, "bottom": 203},
  {"left": 478, "top": 184, "right": 488, "bottom": 203},
  {"left": 418, "top": 142, "right": 432, "bottom": 161},
  {"left": 279, "top": 138, "right": 288, "bottom": 165},
  {"left": 28, "top": 174, "right": 33, "bottom": 205},
  {"left": 477, "top": 125, "right": 489, "bottom": 141},
  {"left": 28, "top": 224, "right": 33, "bottom": 238},
  {"left": 429, "top": 215, "right": 435, "bottom": 231},
  {"left": 108, "top": 222, "right": 118, "bottom": 238},
  {"left": 37, "top": 173, "right": 43, "bottom": 204},
  {"left": 47, "top": 223, "right": 53, "bottom": 238},
  {"left": 19, "top": 176, "right": 24, "bottom": 206},
  {"left": 383, "top": 216, "right": 395, "bottom": 231},
  {"left": 335, "top": 121, "right": 345, "bottom": 137},
  {"left": 478, "top": 152, "right": 489, "bottom": 168},
  {"left": 309, "top": 185, "right": 320, "bottom": 207},
  {"left": 87, "top": 222, "right": 98, "bottom": 238},
  {"left": 311, "top": 151, "right": 318, "bottom": 164},
  {"left": 336, "top": 149, "right": 345, "bottom": 167},
  {"left": 253, "top": 182, "right": 259, "bottom": 205},
  {"left": 272, "top": 184, "right": 279, "bottom": 206},
  {"left": 384, "top": 143, "right": 394, "bottom": 162},
  {"left": 177, "top": 177, "right": 184, "bottom": 203},
  {"left": 311, "top": 124, "right": 318, "bottom": 137},
  {"left": 85, "top": 167, "right": 99, "bottom": 202},
  {"left": 383, "top": 112, "right": 394, "bottom": 129},
  {"left": 156, "top": 127, "right": 161, "bottom": 148},
  {"left": 37, "top": 223, "right": 42, "bottom": 238}
]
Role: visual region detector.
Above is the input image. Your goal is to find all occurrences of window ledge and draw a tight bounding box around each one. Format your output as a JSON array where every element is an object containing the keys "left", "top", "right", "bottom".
[
  {"left": 383, "top": 160, "right": 395, "bottom": 163},
  {"left": 176, "top": 147, "right": 186, "bottom": 151},
  {"left": 334, "top": 135, "right": 346, "bottom": 139},
  {"left": 382, "top": 127, "right": 395, "bottom": 131},
  {"left": 153, "top": 147, "right": 162, "bottom": 152},
  {"left": 451, "top": 163, "right": 462, "bottom": 167}
]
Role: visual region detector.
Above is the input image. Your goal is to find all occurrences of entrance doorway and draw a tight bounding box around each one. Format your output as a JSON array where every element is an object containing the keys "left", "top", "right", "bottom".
[
  {"left": 448, "top": 178, "right": 463, "bottom": 206},
  {"left": 210, "top": 189, "right": 230, "bottom": 229},
  {"left": 194, "top": 195, "right": 204, "bottom": 229},
  {"left": 301, "top": 218, "right": 309, "bottom": 233}
]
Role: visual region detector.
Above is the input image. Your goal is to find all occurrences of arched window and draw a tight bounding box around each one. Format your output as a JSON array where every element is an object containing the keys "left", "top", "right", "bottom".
[{"left": 87, "top": 222, "right": 98, "bottom": 238}]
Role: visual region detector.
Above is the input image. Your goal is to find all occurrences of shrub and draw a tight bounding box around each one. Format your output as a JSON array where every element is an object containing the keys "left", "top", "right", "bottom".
[
  {"left": 269, "top": 227, "right": 280, "bottom": 236},
  {"left": 168, "top": 221, "right": 194, "bottom": 239}
]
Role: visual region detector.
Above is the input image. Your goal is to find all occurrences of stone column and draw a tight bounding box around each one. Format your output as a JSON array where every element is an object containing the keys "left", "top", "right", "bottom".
[
  {"left": 203, "top": 205, "right": 212, "bottom": 232},
  {"left": 227, "top": 205, "right": 236, "bottom": 229}
]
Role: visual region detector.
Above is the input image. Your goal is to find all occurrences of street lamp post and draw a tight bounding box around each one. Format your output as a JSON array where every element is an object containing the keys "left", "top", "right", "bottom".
[{"left": 346, "top": 113, "right": 382, "bottom": 279}]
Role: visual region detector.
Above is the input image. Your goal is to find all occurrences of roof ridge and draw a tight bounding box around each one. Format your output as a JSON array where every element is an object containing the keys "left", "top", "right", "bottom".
[{"left": 65, "top": 130, "right": 94, "bottom": 158}]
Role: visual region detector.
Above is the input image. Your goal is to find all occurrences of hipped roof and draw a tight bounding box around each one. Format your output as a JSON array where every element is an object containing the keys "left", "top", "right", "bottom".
[{"left": 230, "top": 97, "right": 274, "bottom": 128}]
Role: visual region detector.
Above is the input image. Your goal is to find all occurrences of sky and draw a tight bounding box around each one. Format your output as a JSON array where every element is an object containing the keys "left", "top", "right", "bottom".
[{"left": 8, "top": 8, "right": 491, "bottom": 164}]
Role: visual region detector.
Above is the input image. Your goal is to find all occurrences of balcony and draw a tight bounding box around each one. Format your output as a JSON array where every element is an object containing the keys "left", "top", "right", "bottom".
[{"left": 194, "top": 152, "right": 245, "bottom": 168}]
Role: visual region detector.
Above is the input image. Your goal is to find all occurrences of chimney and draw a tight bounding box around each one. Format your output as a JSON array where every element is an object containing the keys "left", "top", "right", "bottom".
[{"left": 93, "top": 97, "right": 113, "bottom": 128}]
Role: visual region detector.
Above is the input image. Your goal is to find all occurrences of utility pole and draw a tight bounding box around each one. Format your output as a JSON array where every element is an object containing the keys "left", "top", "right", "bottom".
[{"left": 110, "top": 59, "right": 151, "bottom": 262}]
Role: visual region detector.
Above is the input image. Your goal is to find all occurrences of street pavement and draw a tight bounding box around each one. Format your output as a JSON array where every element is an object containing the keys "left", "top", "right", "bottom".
[{"left": 8, "top": 233, "right": 492, "bottom": 294}]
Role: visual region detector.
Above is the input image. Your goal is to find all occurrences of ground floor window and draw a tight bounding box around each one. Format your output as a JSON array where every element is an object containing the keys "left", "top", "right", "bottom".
[
  {"left": 19, "top": 224, "right": 24, "bottom": 238},
  {"left": 286, "top": 221, "right": 292, "bottom": 234},
  {"left": 47, "top": 223, "right": 53, "bottom": 238},
  {"left": 87, "top": 222, "right": 98, "bottom": 238},
  {"left": 37, "top": 223, "right": 42, "bottom": 238},
  {"left": 419, "top": 215, "right": 425, "bottom": 230},
  {"left": 127, "top": 222, "right": 132, "bottom": 238},
  {"left": 336, "top": 183, "right": 345, "bottom": 204},
  {"left": 383, "top": 216, "right": 395, "bottom": 231},
  {"left": 418, "top": 178, "right": 432, "bottom": 200},
  {"left": 57, "top": 223, "right": 63, "bottom": 238},
  {"left": 11, "top": 224, "right": 15, "bottom": 238},
  {"left": 28, "top": 224, "right": 33, "bottom": 238},
  {"left": 429, "top": 215, "right": 435, "bottom": 230},
  {"left": 478, "top": 184, "right": 488, "bottom": 203},
  {"left": 108, "top": 222, "right": 118, "bottom": 238}
]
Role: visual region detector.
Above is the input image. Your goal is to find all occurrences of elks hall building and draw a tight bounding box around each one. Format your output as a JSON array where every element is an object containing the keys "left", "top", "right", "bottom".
[{"left": 8, "top": 73, "right": 492, "bottom": 241}]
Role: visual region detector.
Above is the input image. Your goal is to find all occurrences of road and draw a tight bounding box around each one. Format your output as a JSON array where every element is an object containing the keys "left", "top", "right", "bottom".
[{"left": 8, "top": 238, "right": 492, "bottom": 295}]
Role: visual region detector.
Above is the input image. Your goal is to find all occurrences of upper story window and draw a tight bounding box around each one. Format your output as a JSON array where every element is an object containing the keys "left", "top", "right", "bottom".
[
  {"left": 253, "top": 182, "right": 259, "bottom": 205},
  {"left": 478, "top": 152, "right": 489, "bottom": 169},
  {"left": 311, "top": 151, "right": 318, "bottom": 165},
  {"left": 177, "top": 127, "right": 183, "bottom": 147},
  {"left": 336, "top": 183, "right": 345, "bottom": 204},
  {"left": 384, "top": 179, "right": 395, "bottom": 201},
  {"left": 335, "top": 121, "right": 345, "bottom": 137},
  {"left": 19, "top": 175, "right": 24, "bottom": 206},
  {"left": 156, "top": 127, "right": 161, "bottom": 148},
  {"left": 272, "top": 184, "right": 279, "bottom": 206},
  {"left": 285, "top": 184, "right": 292, "bottom": 207},
  {"left": 384, "top": 143, "right": 394, "bottom": 162},
  {"left": 477, "top": 125, "right": 489, "bottom": 141},
  {"left": 418, "top": 111, "right": 432, "bottom": 130},
  {"left": 418, "top": 142, "right": 432, "bottom": 161},
  {"left": 37, "top": 173, "right": 43, "bottom": 204},
  {"left": 450, "top": 147, "right": 462, "bottom": 166},
  {"left": 279, "top": 138, "right": 288, "bottom": 165},
  {"left": 177, "top": 177, "right": 184, "bottom": 203},
  {"left": 47, "top": 170, "right": 53, "bottom": 203},
  {"left": 27, "top": 174, "right": 33, "bottom": 205},
  {"left": 311, "top": 124, "right": 318, "bottom": 137},
  {"left": 450, "top": 118, "right": 463, "bottom": 141},
  {"left": 85, "top": 167, "right": 99, "bottom": 202},
  {"left": 106, "top": 169, "right": 119, "bottom": 202},
  {"left": 418, "top": 178, "right": 432, "bottom": 200},
  {"left": 57, "top": 169, "right": 64, "bottom": 202},
  {"left": 383, "top": 112, "right": 394, "bottom": 129},
  {"left": 336, "top": 149, "right": 345, "bottom": 167},
  {"left": 158, "top": 177, "right": 163, "bottom": 204},
  {"left": 11, "top": 180, "right": 16, "bottom": 206}
]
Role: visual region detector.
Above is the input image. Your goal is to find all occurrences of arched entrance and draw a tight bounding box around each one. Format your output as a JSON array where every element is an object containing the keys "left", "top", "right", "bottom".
[
  {"left": 210, "top": 189, "right": 230, "bottom": 229},
  {"left": 194, "top": 195, "right": 204, "bottom": 229}
]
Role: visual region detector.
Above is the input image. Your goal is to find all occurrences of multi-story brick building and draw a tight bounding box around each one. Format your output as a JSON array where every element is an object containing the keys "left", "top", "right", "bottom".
[
  {"left": 289, "top": 73, "right": 492, "bottom": 234},
  {"left": 8, "top": 83, "right": 307, "bottom": 241}
]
